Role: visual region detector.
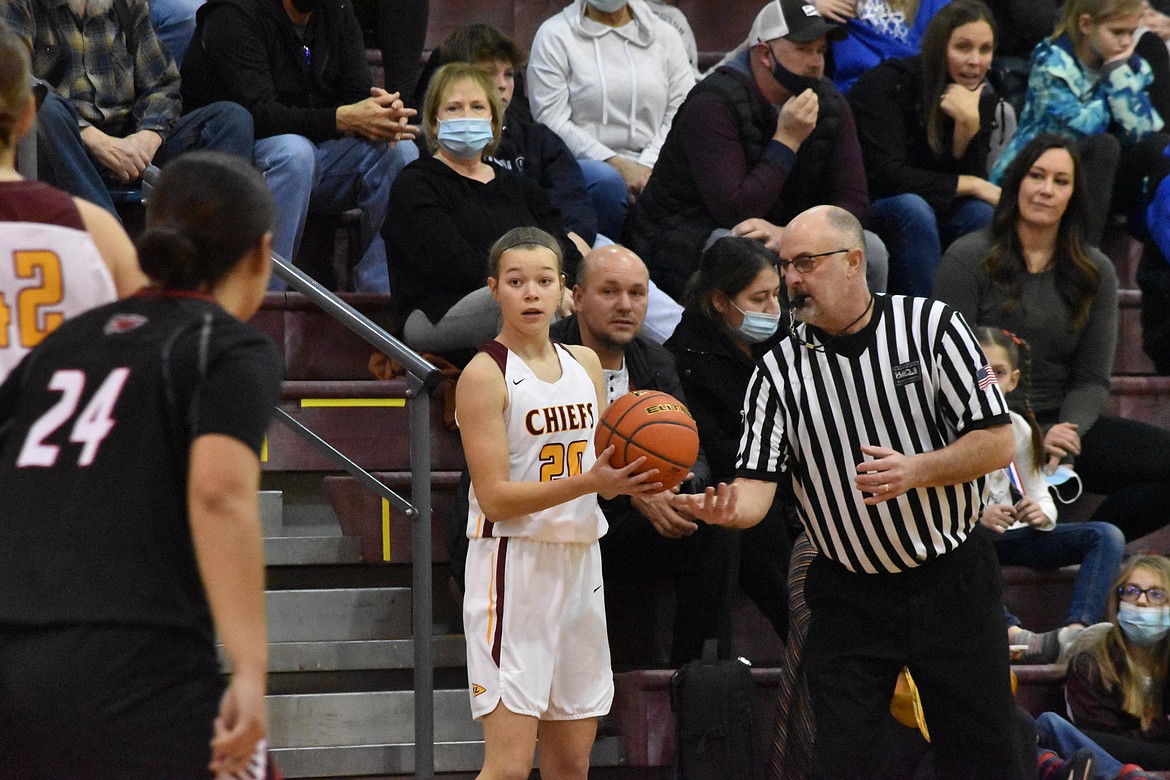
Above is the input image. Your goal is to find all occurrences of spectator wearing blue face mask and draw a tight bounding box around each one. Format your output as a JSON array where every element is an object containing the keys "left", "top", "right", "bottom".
[
  {"left": 1064, "top": 556, "right": 1170, "bottom": 770},
  {"left": 664, "top": 236, "right": 795, "bottom": 643},
  {"left": 383, "top": 64, "right": 587, "bottom": 358}
]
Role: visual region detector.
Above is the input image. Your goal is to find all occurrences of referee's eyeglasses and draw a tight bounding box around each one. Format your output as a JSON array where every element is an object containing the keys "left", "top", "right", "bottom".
[
  {"left": 777, "top": 248, "right": 849, "bottom": 275},
  {"left": 1118, "top": 584, "right": 1170, "bottom": 605}
]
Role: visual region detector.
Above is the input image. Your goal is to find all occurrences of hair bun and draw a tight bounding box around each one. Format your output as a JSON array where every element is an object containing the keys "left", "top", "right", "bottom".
[{"left": 135, "top": 225, "right": 202, "bottom": 289}]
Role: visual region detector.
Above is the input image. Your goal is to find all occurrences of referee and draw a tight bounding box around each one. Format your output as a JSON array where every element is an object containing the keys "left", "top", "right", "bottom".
[{"left": 676, "top": 205, "right": 1025, "bottom": 779}]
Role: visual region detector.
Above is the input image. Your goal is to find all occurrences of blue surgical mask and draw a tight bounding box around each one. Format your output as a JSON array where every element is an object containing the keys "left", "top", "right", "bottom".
[
  {"left": 437, "top": 117, "right": 494, "bottom": 159},
  {"left": 586, "top": 0, "right": 628, "bottom": 12},
  {"left": 1118, "top": 602, "right": 1170, "bottom": 646},
  {"left": 732, "top": 302, "right": 781, "bottom": 344},
  {"left": 1044, "top": 465, "right": 1083, "bottom": 504}
]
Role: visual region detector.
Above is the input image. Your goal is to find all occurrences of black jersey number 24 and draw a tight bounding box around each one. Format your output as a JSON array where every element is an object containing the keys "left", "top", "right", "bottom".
[{"left": 16, "top": 367, "right": 131, "bottom": 469}]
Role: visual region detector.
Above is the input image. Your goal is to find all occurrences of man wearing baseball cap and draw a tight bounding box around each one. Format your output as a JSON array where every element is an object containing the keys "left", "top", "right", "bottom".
[{"left": 623, "top": 0, "right": 888, "bottom": 302}]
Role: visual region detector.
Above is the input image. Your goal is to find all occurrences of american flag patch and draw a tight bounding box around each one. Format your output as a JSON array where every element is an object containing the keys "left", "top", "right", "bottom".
[{"left": 976, "top": 365, "right": 996, "bottom": 391}]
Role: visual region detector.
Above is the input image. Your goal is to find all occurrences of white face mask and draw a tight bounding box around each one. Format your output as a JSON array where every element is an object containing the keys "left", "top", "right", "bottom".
[{"left": 586, "top": 0, "right": 628, "bottom": 13}]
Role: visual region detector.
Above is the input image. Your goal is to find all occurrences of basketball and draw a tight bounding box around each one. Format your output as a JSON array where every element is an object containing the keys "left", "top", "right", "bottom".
[{"left": 595, "top": 390, "right": 700, "bottom": 492}]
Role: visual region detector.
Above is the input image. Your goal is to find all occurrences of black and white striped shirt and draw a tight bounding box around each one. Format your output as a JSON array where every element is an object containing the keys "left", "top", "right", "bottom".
[{"left": 736, "top": 295, "right": 1009, "bottom": 574}]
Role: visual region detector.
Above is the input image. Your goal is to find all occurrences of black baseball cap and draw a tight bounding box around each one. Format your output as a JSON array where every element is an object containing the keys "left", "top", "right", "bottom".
[{"left": 750, "top": 0, "right": 847, "bottom": 44}]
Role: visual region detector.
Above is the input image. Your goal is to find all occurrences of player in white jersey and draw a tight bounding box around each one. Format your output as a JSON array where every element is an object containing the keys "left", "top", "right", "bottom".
[
  {"left": 456, "top": 226, "right": 659, "bottom": 780},
  {"left": 0, "top": 28, "right": 144, "bottom": 382}
]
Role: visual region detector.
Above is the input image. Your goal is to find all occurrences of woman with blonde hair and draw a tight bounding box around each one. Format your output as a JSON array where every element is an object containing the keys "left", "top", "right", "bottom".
[
  {"left": 384, "top": 63, "right": 587, "bottom": 357},
  {"left": 1066, "top": 555, "right": 1170, "bottom": 769}
]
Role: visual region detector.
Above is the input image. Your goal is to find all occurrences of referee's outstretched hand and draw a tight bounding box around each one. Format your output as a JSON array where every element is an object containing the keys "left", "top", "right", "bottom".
[{"left": 672, "top": 482, "right": 739, "bottom": 526}]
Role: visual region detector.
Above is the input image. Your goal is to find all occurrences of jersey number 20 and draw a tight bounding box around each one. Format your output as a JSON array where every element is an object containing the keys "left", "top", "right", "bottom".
[{"left": 17, "top": 368, "right": 130, "bottom": 468}]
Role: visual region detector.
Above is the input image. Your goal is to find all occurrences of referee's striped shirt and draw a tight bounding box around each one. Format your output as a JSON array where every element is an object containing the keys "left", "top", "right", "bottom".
[{"left": 736, "top": 294, "right": 1010, "bottom": 574}]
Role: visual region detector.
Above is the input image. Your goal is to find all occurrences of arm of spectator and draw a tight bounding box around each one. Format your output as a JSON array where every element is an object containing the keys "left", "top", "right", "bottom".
[
  {"left": 333, "top": 3, "right": 378, "bottom": 105},
  {"left": 825, "top": 99, "right": 870, "bottom": 219},
  {"left": 188, "top": 434, "right": 268, "bottom": 777},
  {"left": 2, "top": 1, "right": 38, "bottom": 61},
  {"left": 635, "top": 28, "right": 696, "bottom": 169},
  {"left": 632, "top": 490, "right": 698, "bottom": 538},
  {"left": 74, "top": 198, "right": 148, "bottom": 296},
  {"left": 527, "top": 25, "right": 619, "bottom": 162},
  {"left": 197, "top": 5, "right": 338, "bottom": 141},
  {"left": 675, "top": 91, "right": 791, "bottom": 226},
  {"left": 336, "top": 88, "right": 417, "bottom": 142},
  {"left": 1027, "top": 44, "right": 1114, "bottom": 137},
  {"left": 815, "top": 0, "right": 857, "bottom": 22},
  {"left": 129, "top": 1, "right": 182, "bottom": 140},
  {"left": 607, "top": 155, "right": 652, "bottom": 197},
  {"left": 1058, "top": 253, "right": 1118, "bottom": 433},
  {"left": 533, "top": 123, "right": 599, "bottom": 243},
  {"left": 520, "top": 175, "right": 585, "bottom": 285},
  {"left": 1102, "top": 54, "right": 1166, "bottom": 141},
  {"left": 941, "top": 82, "right": 985, "bottom": 160},
  {"left": 956, "top": 175, "right": 1001, "bottom": 205},
  {"left": 1135, "top": 30, "right": 1170, "bottom": 125},
  {"left": 933, "top": 235, "right": 988, "bottom": 320},
  {"left": 848, "top": 65, "right": 962, "bottom": 212},
  {"left": 732, "top": 218, "right": 784, "bottom": 255}
]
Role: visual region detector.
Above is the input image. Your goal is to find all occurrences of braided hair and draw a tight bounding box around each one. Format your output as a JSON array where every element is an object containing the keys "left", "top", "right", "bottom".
[{"left": 975, "top": 326, "right": 1044, "bottom": 471}]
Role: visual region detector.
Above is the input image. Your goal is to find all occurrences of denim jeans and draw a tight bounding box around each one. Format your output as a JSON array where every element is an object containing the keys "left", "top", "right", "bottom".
[
  {"left": 36, "top": 94, "right": 253, "bottom": 220},
  {"left": 866, "top": 193, "right": 993, "bottom": 297},
  {"left": 148, "top": 0, "right": 204, "bottom": 66},
  {"left": 255, "top": 134, "right": 418, "bottom": 292},
  {"left": 578, "top": 158, "right": 629, "bottom": 241},
  {"left": 992, "top": 521, "right": 1126, "bottom": 626},
  {"left": 1035, "top": 712, "right": 1125, "bottom": 779}
]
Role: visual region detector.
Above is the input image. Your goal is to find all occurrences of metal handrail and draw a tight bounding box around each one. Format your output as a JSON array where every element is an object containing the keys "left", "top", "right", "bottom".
[{"left": 270, "top": 255, "right": 439, "bottom": 779}]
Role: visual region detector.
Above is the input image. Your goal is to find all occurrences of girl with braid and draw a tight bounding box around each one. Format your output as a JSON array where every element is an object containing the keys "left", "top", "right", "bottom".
[{"left": 976, "top": 326, "right": 1124, "bottom": 662}]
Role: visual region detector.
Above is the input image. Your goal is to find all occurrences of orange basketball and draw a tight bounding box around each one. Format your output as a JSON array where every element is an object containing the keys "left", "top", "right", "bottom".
[{"left": 595, "top": 390, "right": 700, "bottom": 492}]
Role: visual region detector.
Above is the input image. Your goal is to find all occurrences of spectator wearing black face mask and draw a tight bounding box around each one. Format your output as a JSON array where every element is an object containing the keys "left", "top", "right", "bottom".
[{"left": 623, "top": 0, "right": 889, "bottom": 304}]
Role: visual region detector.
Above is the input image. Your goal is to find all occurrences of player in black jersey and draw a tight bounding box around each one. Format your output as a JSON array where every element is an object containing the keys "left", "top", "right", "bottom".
[{"left": 0, "top": 151, "right": 282, "bottom": 779}]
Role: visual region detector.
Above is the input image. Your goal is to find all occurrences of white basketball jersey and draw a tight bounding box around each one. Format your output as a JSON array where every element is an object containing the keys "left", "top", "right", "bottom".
[
  {"left": 467, "top": 341, "right": 608, "bottom": 543},
  {"left": 0, "top": 222, "right": 116, "bottom": 383}
]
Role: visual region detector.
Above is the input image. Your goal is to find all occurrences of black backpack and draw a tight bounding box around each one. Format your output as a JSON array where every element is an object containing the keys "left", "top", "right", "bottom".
[{"left": 670, "top": 639, "right": 764, "bottom": 780}]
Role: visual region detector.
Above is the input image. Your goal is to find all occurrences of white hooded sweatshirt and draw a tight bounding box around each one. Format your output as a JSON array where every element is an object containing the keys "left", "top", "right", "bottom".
[{"left": 527, "top": 0, "right": 695, "bottom": 168}]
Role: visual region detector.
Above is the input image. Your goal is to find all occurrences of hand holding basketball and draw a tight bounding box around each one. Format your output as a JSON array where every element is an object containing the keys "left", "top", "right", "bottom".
[{"left": 595, "top": 390, "right": 700, "bottom": 492}]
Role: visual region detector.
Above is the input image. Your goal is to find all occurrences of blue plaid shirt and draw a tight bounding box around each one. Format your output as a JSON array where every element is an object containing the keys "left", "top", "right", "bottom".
[{"left": 5, "top": 0, "right": 181, "bottom": 139}]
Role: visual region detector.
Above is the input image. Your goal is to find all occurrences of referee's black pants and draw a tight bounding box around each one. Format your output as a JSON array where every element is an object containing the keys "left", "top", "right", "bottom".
[{"left": 804, "top": 532, "right": 1027, "bottom": 780}]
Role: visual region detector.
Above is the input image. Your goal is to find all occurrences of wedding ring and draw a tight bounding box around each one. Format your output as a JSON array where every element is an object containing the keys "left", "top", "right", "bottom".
[{"left": 882, "top": 483, "right": 890, "bottom": 493}]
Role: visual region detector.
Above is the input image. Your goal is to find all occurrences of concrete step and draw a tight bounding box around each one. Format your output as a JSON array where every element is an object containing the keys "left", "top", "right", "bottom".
[
  {"left": 260, "top": 490, "right": 284, "bottom": 535},
  {"left": 265, "top": 535, "right": 363, "bottom": 566},
  {"left": 266, "top": 588, "right": 410, "bottom": 642},
  {"left": 266, "top": 635, "right": 466, "bottom": 673}
]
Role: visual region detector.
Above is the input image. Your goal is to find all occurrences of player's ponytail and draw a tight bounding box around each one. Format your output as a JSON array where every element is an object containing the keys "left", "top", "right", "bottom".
[
  {"left": 137, "top": 151, "right": 274, "bottom": 291},
  {"left": 0, "top": 27, "right": 32, "bottom": 151},
  {"left": 135, "top": 226, "right": 204, "bottom": 290}
]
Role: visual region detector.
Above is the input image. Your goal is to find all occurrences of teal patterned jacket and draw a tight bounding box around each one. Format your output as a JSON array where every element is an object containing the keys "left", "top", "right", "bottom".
[{"left": 989, "top": 35, "right": 1164, "bottom": 183}]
